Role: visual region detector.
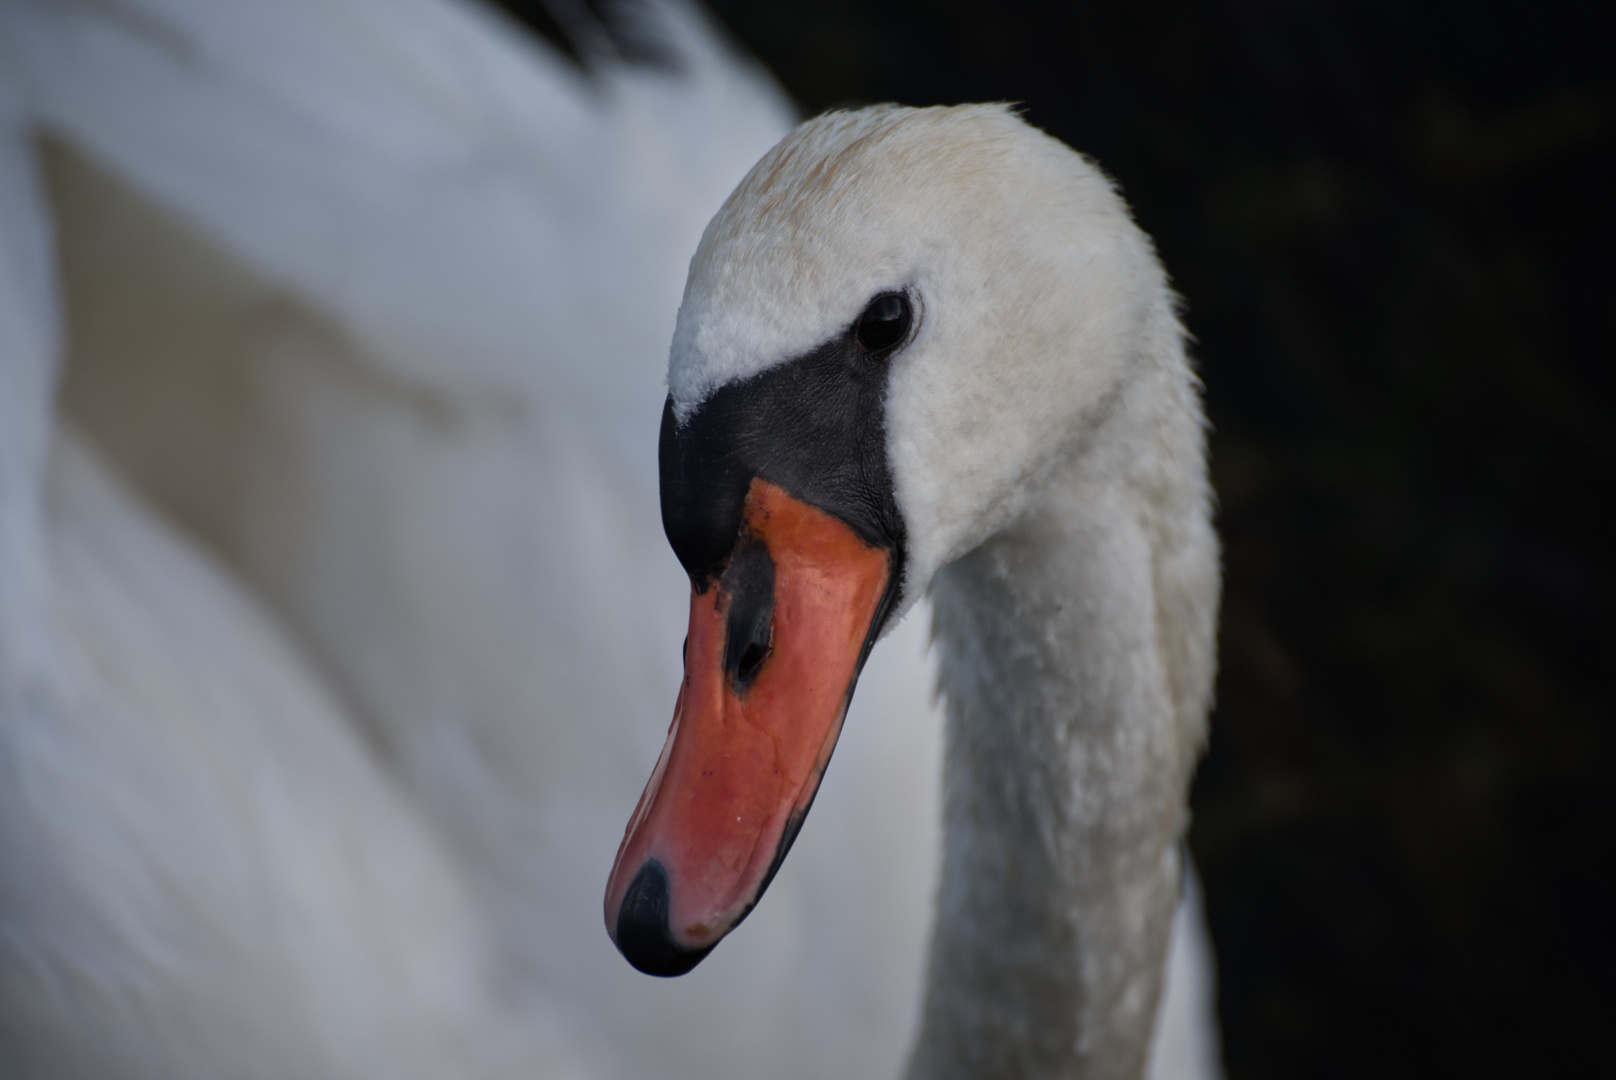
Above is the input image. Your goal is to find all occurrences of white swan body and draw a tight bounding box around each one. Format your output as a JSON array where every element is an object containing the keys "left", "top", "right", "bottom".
[
  {"left": 0, "top": 2, "right": 1219, "bottom": 1077},
  {"left": 0, "top": 2, "right": 939, "bottom": 1075}
]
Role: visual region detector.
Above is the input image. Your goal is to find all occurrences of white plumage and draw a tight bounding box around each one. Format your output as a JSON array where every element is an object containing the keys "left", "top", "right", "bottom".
[{"left": 0, "top": 2, "right": 1219, "bottom": 1077}]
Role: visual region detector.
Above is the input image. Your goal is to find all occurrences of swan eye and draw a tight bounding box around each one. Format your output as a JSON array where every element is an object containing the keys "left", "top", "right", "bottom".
[{"left": 855, "top": 293, "right": 911, "bottom": 353}]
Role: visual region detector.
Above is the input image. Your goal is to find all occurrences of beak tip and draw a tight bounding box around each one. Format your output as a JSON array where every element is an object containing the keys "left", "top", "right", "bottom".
[{"left": 611, "top": 859, "right": 715, "bottom": 978}]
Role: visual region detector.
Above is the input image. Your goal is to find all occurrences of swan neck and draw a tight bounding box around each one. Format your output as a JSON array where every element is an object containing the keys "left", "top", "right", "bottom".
[{"left": 907, "top": 360, "right": 1217, "bottom": 1080}]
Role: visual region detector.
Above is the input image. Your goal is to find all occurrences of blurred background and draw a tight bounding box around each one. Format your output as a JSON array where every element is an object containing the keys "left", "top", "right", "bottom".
[{"left": 493, "top": 1, "right": 1616, "bottom": 1076}]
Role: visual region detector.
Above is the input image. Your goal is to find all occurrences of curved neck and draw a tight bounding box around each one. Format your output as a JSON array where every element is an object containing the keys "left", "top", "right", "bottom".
[{"left": 906, "top": 350, "right": 1217, "bottom": 1080}]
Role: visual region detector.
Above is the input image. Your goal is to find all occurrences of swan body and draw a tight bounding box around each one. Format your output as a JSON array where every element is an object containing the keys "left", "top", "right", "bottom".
[{"left": 0, "top": 1, "right": 1220, "bottom": 1077}]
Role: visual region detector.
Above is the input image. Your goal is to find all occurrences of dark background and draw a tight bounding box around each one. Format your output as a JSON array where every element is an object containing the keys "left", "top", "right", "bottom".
[{"left": 498, "top": 2, "right": 1615, "bottom": 1076}]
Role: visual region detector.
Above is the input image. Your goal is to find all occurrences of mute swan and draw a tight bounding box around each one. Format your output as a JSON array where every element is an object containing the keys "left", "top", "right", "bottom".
[
  {"left": 0, "top": 0, "right": 1219, "bottom": 1077},
  {"left": 606, "top": 103, "right": 1222, "bottom": 1079}
]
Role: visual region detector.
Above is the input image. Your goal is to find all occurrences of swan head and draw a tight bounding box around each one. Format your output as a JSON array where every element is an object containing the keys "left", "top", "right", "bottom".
[{"left": 605, "top": 104, "right": 1176, "bottom": 975}]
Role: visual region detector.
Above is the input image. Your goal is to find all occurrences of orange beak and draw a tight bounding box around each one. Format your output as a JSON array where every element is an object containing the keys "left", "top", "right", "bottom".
[{"left": 603, "top": 478, "right": 893, "bottom": 975}]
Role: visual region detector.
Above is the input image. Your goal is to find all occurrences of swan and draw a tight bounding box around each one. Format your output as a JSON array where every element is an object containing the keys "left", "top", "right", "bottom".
[
  {"left": 0, "top": 0, "right": 1220, "bottom": 1077},
  {"left": 604, "top": 103, "right": 1223, "bottom": 1079}
]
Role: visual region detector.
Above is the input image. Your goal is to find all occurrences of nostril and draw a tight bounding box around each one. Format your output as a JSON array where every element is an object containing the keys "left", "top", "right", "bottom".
[
  {"left": 736, "top": 623, "right": 771, "bottom": 684},
  {"left": 721, "top": 539, "right": 776, "bottom": 692}
]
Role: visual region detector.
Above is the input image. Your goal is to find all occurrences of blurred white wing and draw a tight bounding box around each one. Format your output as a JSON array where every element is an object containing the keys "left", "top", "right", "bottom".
[{"left": 0, "top": 1, "right": 945, "bottom": 1077}]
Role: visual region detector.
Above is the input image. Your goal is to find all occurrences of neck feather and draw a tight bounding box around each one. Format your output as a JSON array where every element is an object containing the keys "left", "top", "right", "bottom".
[{"left": 905, "top": 341, "right": 1218, "bottom": 1080}]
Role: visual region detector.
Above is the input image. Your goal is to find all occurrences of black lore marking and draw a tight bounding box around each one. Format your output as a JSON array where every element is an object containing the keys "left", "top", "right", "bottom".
[
  {"left": 659, "top": 299, "right": 909, "bottom": 593},
  {"left": 614, "top": 860, "right": 715, "bottom": 977}
]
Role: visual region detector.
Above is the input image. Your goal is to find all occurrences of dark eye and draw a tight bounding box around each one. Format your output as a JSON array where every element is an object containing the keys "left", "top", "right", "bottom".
[{"left": 855, "top": 293, "right": 911, "bottom": 353}]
